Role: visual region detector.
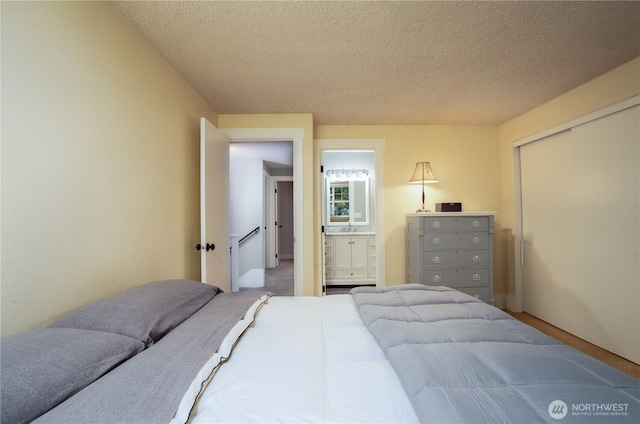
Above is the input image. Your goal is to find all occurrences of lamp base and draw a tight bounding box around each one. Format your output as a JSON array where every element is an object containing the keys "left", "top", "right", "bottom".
[{"left": 415, "top": 208, "right": 432, "bottom": 213}]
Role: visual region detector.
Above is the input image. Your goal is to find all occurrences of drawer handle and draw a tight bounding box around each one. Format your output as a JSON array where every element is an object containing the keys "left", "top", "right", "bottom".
[
  {"left": 472, "top": 255, "right": 482, "bottom": 263},
  {"left": 432, "top": 256, "right": 441, "bottom": 264},
  {"left": 472, "top": 220, "right": 480, "bottom": 228},
  {"left": 432, "top": 275, "right": 442, "bottom": 283},
  {"left": 472, "top": 237, "right": 481, "bottom": 244},
  {"left": 432, "top": 237, "right": 441, "bottom": 245},
  {"left": 432, "top": 221, "right": 441, "bottom": 228},
  {"left": 472, "top": 274, "right": 482, "bottom": 281}
]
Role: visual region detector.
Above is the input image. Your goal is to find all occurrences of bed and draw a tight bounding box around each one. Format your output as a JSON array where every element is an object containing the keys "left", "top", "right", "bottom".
[{"left": 1, "top": 282, "right": 638, "bottom": 423}]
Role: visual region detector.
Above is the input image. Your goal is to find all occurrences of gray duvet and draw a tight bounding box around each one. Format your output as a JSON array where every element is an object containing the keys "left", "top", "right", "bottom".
[{"left": 351, "top": 284, "right": 639, "bottom": 423}]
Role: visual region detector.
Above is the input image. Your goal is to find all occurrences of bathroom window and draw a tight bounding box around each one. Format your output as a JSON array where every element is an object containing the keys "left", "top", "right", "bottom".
[{"left": 329, "top": 183, "right": 349, "bottom": 222}]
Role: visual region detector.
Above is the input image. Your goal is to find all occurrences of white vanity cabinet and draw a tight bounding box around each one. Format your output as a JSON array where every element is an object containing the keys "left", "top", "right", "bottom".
[
  {"left": 325, "top": 234, "right": 376, "bottom": 285},
  {"left": 406, "top": 213, "right": 495, "bottom": 304}
]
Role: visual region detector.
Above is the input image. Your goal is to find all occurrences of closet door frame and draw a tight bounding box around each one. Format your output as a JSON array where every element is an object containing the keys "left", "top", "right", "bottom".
[{"left": 512, "top": 95, "right": 639, "bottom": 312}]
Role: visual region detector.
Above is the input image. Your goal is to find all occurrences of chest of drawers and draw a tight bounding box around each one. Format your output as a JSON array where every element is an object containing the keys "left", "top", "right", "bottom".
[{"left": 406, "top": 213, "right": 495, "bottom": 304}]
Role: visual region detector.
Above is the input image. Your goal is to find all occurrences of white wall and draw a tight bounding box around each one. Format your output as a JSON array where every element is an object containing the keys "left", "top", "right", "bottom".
[
  {"left": 1, "top": 1, "right": 218, "bottom": 335},
  {"left": 229, "top": 158, "right": 264, "bottom": 283}
]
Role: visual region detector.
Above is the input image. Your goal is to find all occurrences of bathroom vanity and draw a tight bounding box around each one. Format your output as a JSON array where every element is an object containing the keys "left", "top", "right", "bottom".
[{"left": 324, "top": 233, "right": 376, "bottom": 286}]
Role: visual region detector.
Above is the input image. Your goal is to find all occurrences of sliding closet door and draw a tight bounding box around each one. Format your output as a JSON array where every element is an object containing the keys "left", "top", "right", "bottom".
[
  {"left": 520, "top": 130, "right": 574, "bottom": 324},
  {"left": 571, "top": 106, "right": 639, "bottom": 363},
  {"left": 520, "top": 105, "right": 639, "bottom": 363}
]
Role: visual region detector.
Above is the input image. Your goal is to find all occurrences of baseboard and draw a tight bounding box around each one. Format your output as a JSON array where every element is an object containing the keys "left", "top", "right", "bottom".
[
  {"left": 239, "top": 268, "right": 265, "bottom": 288},
  {"left": 493, "top": 293, "right": 507, "bottom": 310},
  {"left": 505, "top": 294, "right": 521, "bottom": 312}
]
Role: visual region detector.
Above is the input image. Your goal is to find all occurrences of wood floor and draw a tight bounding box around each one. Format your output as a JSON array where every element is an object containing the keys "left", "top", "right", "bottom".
[
  {"left": 507, "top": 311, "right": 639, "bottom": 380},
  {"left": 250, "top": 265, "right": 640, "bottom": 380}
]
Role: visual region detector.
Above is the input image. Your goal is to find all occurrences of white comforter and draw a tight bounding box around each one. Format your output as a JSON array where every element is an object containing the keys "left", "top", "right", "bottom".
[{"left": 173, "top": 295, "right": 418, "bottom": 423}]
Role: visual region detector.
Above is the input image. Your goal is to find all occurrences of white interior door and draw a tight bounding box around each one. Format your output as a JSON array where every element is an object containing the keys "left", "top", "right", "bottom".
[
  {"left": 273, "top": 183, "right": 280, "bottom": 268},
  {"left": 200, "top": 118, "right": 230, "bottom": 292}
]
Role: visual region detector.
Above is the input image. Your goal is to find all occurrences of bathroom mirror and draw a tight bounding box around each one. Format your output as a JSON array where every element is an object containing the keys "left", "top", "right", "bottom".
[{"left": 326, "top": 177, "right": 369, "bottom": 225}]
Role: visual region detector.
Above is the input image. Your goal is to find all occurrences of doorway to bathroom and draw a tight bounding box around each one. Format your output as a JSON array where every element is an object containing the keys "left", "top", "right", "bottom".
[{"left": 316, "top": 139, "right": 386, "bottom": 295}]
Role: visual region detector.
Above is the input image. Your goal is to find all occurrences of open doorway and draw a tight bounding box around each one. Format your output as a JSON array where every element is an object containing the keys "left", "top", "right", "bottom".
[
  {"left": 316, "top": 139, "right": 386, "bottom": 296},
  {"left": 222, "top": 127, "right": 304, "bottom": 296},
  {"left": 229, "top": 141, "right": 294, "bottom": 295},
  {"left": 322, "top": 150, "right": 376, "bottom": 295},
  {"left": 275, "top": 180, "right": 294, "bottom": 262}
]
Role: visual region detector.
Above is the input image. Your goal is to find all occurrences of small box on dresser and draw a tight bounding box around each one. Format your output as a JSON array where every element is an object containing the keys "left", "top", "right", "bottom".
[{"left": 406, "top": 213, "right": 495, "bottom": 304}]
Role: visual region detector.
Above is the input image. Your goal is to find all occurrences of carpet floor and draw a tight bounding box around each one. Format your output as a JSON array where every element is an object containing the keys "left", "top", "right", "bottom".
[{"left": 261, "top": 259, "right": 295, "bottom": 296}]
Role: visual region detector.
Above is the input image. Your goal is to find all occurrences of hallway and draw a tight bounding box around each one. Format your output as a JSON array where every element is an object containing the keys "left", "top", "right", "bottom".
[
  {"left": 242, "top": 260, "right": 370, "bottom": 296},
  {"left": 261, "top": 259, "right": 294, "bottom": 296}
]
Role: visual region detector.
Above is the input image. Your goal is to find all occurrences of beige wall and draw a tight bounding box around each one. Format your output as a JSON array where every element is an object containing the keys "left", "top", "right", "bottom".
[
  {"left": 217, "top": 114, "right": 315, "bottom": 295},
  {"left": 1, "top": 2, "right": 218, "bottom": 335},
  {"left": 498, "top": 57, "right": 640, "bottom": 296},
  {"left": 2, "top": 1, "right": 637, "bottom": 337},
  {"left": 315, "top": 126, "right": 503, "bottom": 293}
]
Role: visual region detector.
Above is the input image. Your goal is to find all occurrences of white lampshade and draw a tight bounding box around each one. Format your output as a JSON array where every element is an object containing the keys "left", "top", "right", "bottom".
[
  {"left": 409, "top": 162, "right": 438, "bottom": 213},
  {"left": 409, "top": 162, "right": 438, "bottom": 184}
]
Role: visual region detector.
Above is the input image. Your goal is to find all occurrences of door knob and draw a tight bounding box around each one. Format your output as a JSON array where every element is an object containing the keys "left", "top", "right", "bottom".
[{"left": 196, "top": 243, "right": 216, "bottom": 251}]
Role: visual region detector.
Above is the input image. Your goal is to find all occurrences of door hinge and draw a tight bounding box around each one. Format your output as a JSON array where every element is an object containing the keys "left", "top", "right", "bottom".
[
  {"left": 320, "top": 165, "right": 324, "bottom": 173},
  {"left": 321, "top": 225, "right": 325, "bottom": 233}
]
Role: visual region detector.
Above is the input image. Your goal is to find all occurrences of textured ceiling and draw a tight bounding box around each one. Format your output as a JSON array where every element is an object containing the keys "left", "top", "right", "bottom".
[{"left": 112, "top": 1, "right": 640, "bottom": 125}]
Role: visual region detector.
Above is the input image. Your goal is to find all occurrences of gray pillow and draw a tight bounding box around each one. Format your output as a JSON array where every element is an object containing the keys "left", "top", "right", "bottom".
[
  {"left": 0, "top": 328, "right": 144, "bottom": 424},
  {"left": 49, "top": 280, "right": 219, "bottom": 346}
]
